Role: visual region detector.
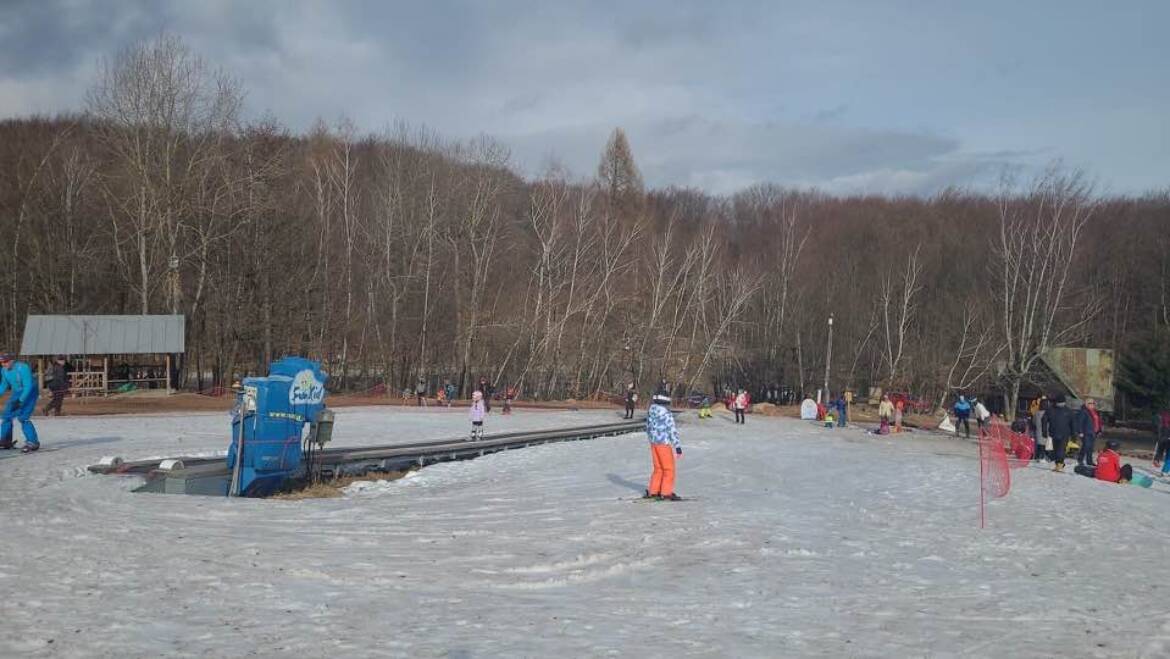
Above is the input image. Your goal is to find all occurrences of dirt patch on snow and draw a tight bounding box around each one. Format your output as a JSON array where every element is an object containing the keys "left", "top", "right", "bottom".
[{"left": 269, "top": 470, "right": 414, "bottom": 500}]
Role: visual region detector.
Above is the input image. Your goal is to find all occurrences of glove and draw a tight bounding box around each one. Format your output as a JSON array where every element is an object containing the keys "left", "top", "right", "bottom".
[{"left": 675, "top": 447, "right": 682, "bottom": 455}]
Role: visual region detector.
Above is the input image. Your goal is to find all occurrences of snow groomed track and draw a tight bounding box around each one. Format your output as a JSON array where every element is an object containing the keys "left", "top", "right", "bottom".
[{"left": 89, "top": 418, "right": 648, "bottom": 495}]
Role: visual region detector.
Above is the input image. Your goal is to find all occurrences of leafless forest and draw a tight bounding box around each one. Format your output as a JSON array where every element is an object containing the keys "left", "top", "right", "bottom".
[{"left": 1, "top": 36, "right": 1167, "bottom": 414}]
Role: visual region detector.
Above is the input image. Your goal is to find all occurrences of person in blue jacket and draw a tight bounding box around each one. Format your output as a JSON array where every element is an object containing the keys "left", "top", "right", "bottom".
[
  {"left": 0, "top": 353, "right": 40, "bottom": 452},
  {"left": 953, "top": 395, "right": 973, "bottom": 439},
  {"left": 833, "top": 395, "right": 848, "bottom": 427}
]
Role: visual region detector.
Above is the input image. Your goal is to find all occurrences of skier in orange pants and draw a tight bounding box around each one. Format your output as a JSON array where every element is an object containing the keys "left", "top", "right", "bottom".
[{"left": 644, "top": 393, "right": 683, "bottom": 501}]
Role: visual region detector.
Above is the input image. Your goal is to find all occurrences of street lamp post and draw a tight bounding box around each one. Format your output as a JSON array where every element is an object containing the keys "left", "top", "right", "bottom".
[{"left": 823, "top": 314, "right": 834, "bottom": 403}]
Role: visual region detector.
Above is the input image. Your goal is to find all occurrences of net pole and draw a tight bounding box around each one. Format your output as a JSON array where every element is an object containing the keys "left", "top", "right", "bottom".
[{"left": 979, "top": 433, "right": 986, "bottom": 529}]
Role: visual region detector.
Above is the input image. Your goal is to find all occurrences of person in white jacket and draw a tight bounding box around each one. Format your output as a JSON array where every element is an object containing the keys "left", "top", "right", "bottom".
[{"left": 973, "top": 398, "right": 992, "bottom": 435}]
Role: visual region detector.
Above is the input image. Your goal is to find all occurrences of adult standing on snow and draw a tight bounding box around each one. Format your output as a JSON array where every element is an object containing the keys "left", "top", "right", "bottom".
[
  {"left": 478, "top": 376, "right": 493, "bottom": 413},
  {"left": 878, "top": 394, "right": 894, "bottom": 421},
  {"left": 733, "top": 389, "right": 749, "bottom": 424},
  {"left": 878, "top": 394, "right": 895, "bottom": 434},
  {"left": 1153, "top": 409, "right": 1170, "bottom": 469},
  {"left": 415, "top": 374, "right": 427, "bottom": 407},
  {"left": 1076, "top": 398, "right": 1103, "bottom": 467},
  {"left": 1032, "top": 398, "right": 1050, "bottom": 461},
  {"left": 1045, "top": 394, "right": 1077, "bottom": 472},
  {"left": 972, "top": 398, "right": 991, "bottom": 436},
  {"left": 953, "top": 395, "right": 973, "bottom": 439},
  {"left": 644, "top": 393, "right": 683, "bottom": 500},
  {"left": 834, "top": 395, "right": 848, "bottom": 427},
  {"left": 43, "top": 355, "right": 70, "bottom": 416},
  {"left": 0, "top": 353, "right": 39, "bottom": 452},
  {"left": 624, "top": 382, "right": 637, "bottom": 419}
]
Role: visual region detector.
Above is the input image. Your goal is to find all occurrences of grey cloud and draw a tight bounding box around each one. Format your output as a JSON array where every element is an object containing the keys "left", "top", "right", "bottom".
[
  {"left": 0, "top": 0, "right": 154, "bottom": 77},
  {"left": 500, "top": 115, "right": 991, "bottom": 196},
  {"left": 813, "top": 105, "right": 848, "bottom": 122},
  {"left": 0, "top": 0, "right": 1165, "bottom": 195}
]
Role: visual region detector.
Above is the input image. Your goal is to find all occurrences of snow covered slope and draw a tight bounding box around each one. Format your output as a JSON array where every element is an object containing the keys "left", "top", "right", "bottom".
[{"left": 1, "top": 408, "right": 1167, "bottom": 657}]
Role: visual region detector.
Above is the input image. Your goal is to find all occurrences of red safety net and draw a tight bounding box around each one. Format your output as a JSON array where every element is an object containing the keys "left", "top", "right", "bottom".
[{"left": 978, "top": 419, "right": 1032, "bottom": 527}]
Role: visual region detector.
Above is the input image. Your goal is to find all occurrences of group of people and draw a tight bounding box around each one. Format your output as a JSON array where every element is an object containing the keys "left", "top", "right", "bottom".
[
  {"left": 950, "top": 395, "right": 993, "bottom": 439},
  {"left": 955, "top": 392, "right": 1141, "bottom": 485},
  {"left": 1020, "top": 394, "right": 1103, "bottom": 473}
]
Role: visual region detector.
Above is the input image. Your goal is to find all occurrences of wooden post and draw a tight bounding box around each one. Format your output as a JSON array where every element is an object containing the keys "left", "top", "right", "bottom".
[
  {"left": 103, "top": 357, "right": 109, "bottom": 397},
  {"left": 166, "top": 354, "right": 172, "bottom": 394},
  {"left": 37, "top": 358, "right": 44, "bottom": 391}
]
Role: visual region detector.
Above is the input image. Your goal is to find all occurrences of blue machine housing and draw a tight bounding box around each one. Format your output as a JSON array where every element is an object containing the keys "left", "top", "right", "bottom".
[{"left": 226, "top": 357, "right": 328, "bottom": 496}]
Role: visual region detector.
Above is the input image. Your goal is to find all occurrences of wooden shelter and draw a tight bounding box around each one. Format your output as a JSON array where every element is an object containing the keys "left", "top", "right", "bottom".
[{"left": 19, "top": 315, "right": 185, "bottom": 395}]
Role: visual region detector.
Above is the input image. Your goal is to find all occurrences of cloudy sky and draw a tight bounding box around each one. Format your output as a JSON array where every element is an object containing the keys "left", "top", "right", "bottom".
[{"left": 1, "top": 0, "right": 1166, "bottom": 195}]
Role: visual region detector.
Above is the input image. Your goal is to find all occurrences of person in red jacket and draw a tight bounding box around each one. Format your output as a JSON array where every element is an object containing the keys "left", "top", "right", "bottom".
[{"left": 1095, "top": 441, "right": 1122, "bottom": 483}]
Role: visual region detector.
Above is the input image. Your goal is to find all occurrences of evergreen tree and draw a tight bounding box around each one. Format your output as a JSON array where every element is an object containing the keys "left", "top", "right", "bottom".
[
  {"left": 597, "top": 127, "right": 644, "bottom": 202},
  {"left": 1117, "top": 331, "right": 1170, "bottom": 409}
]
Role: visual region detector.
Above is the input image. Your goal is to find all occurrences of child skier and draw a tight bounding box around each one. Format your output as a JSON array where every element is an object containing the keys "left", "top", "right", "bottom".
[
  {"left": 502, "top": 384, "right": 516, "bottom": 415},
  {"left": 698, "top": 395, "right": 712, "bottom": 419},
  {"left": 733, "top": 389, "right": 749, "bottom": 424},
  {"left": 644, "top": 393, "right": 683, "bottom": 501},
  {"left": 624, "top": 383, "right": 637, "bottom": 419},
  {"left": 469, "top": 390, "right": 486, "bottom": 441},
  {"left": 0, "top": 353, "right": 40, "bottom": 452}
]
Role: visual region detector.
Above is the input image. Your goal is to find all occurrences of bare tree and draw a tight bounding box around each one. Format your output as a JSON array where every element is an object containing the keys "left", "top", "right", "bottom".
[
  {"left": 937, "top": 309, "right": 1000, "bottom": 411},
  {"left": 880, "top": 243, "right": 923, "bottom": 387},
  {"left": 447, "top": 137, "right": 509, "bottom": 394},
  {"left": 87, "top": 33, "right": 241, "bottom": 314},
  {"left": 993, "top": 169, "right": 1098, "bottom": 418}
]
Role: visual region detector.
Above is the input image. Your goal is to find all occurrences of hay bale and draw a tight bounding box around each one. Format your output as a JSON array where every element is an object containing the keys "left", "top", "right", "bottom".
[{"left": 753, "top": 402, "right": 781, "bottom": 416}]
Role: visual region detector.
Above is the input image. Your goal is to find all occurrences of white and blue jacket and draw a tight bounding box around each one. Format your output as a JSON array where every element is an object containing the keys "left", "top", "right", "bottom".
[{"left": 645, "top": 403, "right": 680, "bottom": 450}]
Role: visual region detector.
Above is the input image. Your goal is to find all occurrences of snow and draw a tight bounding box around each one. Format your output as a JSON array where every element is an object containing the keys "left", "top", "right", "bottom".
[{"left": 2, "top": 406, "right": 1170, "bottom": 657}]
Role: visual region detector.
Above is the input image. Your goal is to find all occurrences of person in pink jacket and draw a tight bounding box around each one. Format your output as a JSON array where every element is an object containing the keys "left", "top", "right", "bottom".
[
  {"left": 733, "top": 389, "right": 749, "bottom": 424},
  {"left": 469, "top": 390, "right": 487, "bottom": 441}
]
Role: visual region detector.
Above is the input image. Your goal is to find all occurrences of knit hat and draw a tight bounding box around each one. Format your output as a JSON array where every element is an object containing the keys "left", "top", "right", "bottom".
[
  {"left": 0, "top": 353, "right": 11, "bottom": 363},
  {"left": 1106, "top": 440, "right": 1120, "bottom": 451}
]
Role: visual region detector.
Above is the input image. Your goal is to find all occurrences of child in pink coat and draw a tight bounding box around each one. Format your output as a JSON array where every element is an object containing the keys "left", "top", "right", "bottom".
[{"left": 469, "top": 390, "right": 486, "bottom": 441}]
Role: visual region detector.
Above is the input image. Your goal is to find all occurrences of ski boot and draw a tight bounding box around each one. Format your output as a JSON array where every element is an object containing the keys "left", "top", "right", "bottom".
[
  {"left": 660, "top": 493, "right": 683, "bottom": 501},
  {"left": 21, "top": 443, "right": 39, "bottom": 453},
  {"left": 642, "top": 489, "right": 656, "bottom": 499},
  {"left": 0, "top": 434, "right": 13, "bottom": 450}
]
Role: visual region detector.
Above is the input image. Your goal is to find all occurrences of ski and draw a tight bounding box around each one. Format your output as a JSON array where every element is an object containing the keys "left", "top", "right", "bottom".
[{"left": 627, "top": 496, "right": 698, "bottom": 502}]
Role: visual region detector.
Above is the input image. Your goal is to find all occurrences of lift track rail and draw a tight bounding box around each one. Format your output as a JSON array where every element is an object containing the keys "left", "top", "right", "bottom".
[{"left": 88, "top": 418, "right": 648, "bottom": 495}]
